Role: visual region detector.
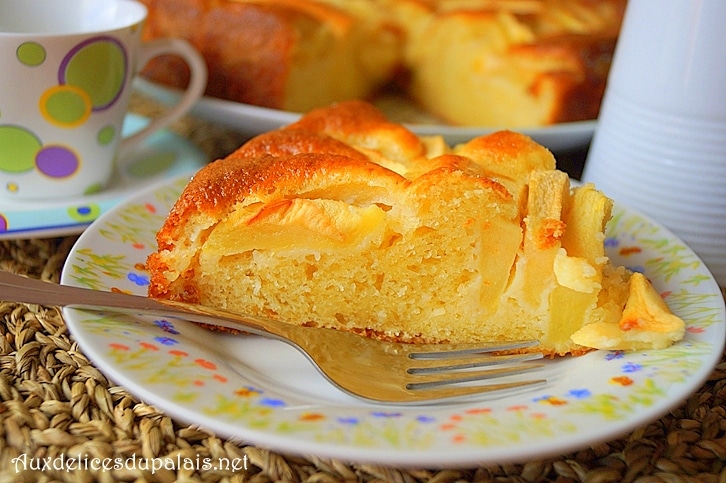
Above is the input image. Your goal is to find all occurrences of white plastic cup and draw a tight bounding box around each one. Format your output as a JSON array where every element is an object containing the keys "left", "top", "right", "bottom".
[
  {"left": 0, "top": 0, "right": 207, "bottom": 199},
  {"left": 582, "top": 0, "right": 726, "bottom": 286}
]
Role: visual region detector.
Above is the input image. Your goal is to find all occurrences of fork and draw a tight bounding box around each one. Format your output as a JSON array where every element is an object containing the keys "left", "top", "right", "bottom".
[{"left": 0, "top": 270, "right": 546, "bottom": 405}]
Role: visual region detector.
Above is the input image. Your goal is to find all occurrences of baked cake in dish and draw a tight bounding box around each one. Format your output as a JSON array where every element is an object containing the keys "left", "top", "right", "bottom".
[
  {"left": 146, "top": 101, "right": 685, "bottom": 356},
  {"left": 138, "top": 0, "right": 403, "bottom": 114},
  {"left": 138, "top": 0, "right": 625, "bottom": 127}
]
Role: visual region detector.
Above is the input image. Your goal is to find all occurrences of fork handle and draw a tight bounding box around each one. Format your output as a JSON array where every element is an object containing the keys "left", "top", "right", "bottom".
[{"left": 0, "top": 271, "right": 298, "bottom": 342}]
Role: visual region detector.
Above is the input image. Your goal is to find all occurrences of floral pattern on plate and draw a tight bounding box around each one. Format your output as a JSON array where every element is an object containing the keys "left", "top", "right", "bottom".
[{"left": 60, "top": 175, "right": 725, "bottom": 467}]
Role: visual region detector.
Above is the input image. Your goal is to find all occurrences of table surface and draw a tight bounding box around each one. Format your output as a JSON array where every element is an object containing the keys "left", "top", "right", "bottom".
[{"left": 1, "top": 98, "right": 725, "bottom": 483}]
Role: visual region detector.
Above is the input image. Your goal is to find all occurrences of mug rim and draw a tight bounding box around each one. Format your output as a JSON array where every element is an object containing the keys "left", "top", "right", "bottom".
[{"left": 0, "top": 0, "right": 147, "bottom": 36}]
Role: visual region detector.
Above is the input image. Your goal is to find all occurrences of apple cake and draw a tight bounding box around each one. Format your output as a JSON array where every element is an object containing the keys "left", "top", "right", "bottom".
[
  {"left": 138, "top": 0, "right": 626, "bottom": 127},
  {"left": 146, "top": 100, "right": 685, "bottom": 356}
]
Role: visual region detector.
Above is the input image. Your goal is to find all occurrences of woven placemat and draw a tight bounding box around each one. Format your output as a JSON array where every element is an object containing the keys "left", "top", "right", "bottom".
[{"left": 1, "top": 99, "right": 726, "bottom": 482}]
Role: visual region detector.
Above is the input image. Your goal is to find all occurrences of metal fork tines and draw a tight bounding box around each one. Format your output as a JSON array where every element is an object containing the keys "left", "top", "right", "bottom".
[
  {"left": 405, "top": 346, "right": 545, "bottom": 391},
  {"left": 0, "top": 270, "right": 547, "bottom": 405},
  {"left": 331, "top": 338, "right": 546, "bottom": 404}
]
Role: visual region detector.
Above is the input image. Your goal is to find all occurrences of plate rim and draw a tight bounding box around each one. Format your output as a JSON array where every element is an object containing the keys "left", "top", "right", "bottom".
[{"left": 135, "top": 78, "right": 597, "bottom": 151}]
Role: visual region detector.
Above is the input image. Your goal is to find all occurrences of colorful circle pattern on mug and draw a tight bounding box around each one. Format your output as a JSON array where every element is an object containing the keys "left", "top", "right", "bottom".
[{"left": 0, "top": 36, "right": 128, "bottom": 195}]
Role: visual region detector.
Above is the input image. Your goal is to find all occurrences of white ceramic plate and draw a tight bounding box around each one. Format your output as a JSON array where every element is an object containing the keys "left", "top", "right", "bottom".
[
  {"left": 60, "top": 175, "right": 725, "bottom": 468},
  {"left": 136, "top": 79, "right": 596, "bottom": 152},
  {"left": 0, "top": 114, "right": 206, "bottom": 240}
]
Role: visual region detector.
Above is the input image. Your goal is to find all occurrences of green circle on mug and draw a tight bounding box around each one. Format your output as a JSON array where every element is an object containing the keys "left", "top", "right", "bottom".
[
  {"left": 63, "top": 38, "right": 127, "bottom": 110},
  {"left": 40, "top": 85, "right": 92, "bottom": 127},
  {"left": 16, "top": 42, "right": 46, "bottom": 66},
  {"left": 0, "top": 126, "right": 41, "bottom": 173}
]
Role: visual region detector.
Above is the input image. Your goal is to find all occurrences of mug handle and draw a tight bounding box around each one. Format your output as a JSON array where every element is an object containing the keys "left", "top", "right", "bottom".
[{"left": 117, "top": 38, "right": 207, "bottom": 159}]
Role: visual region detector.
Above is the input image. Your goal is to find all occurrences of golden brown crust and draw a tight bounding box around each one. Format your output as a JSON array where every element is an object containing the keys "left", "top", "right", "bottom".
[
  {"left": 154, "top": 151, "right": 406, "bottom": 247},
  {"left": 286, "top": 100, "right": 427, "bottom": 162},
  {"left": 230, "top": 129, "right": 369, "bottom": 161},
  {"left": 141, "top": 0, "right": 301, "bottom": 105}
]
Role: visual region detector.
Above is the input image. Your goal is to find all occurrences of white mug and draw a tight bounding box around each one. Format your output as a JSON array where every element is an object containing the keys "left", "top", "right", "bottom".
[
  {"left": 582, "top": 0, "right": 726, "bottom": 286},
  {"left": 0, "top": 0, "right": 207, "bottom": 199}
]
